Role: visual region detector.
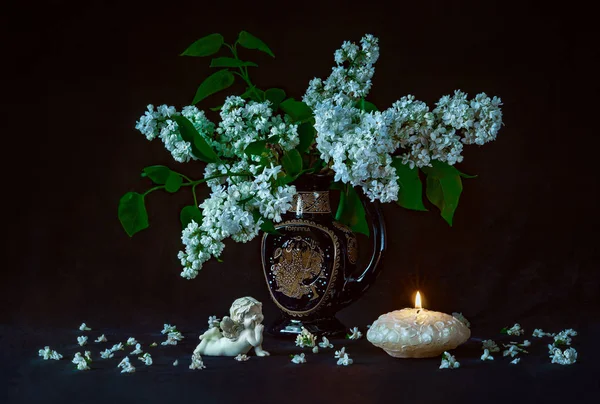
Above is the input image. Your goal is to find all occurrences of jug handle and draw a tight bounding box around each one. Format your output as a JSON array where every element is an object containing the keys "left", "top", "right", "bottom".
[{"left": 344, "top": 192, "right": 387, "bottom": 297}]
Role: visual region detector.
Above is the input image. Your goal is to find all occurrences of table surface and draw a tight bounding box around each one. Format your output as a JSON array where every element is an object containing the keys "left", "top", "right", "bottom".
[{"left": 3, "top": 320, "right": 599, "bottom": 404}]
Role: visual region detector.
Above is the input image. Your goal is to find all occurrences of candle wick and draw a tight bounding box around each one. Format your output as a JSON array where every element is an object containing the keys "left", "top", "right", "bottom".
[{"left": 417, "top": 309, "right": 421, "bottom": 314}]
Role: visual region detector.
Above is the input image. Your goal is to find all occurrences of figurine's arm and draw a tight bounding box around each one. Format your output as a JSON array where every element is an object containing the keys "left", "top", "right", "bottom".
[{"left": 249, "top": 324, "right": 270, "bottom": 356}]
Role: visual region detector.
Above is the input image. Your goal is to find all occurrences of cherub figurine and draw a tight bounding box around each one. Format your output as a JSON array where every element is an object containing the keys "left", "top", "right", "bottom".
[{"left": 193, "top": 296, "right": 270, "bottom": 357}]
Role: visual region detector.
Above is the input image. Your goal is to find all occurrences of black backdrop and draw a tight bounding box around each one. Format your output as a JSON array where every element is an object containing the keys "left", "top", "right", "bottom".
[{"left": 3, "top": 1, "right": 599, "bottom": 403}]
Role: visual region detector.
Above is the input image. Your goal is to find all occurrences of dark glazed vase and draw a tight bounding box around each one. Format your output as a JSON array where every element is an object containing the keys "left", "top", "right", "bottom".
[{"left": 261, "top": 174, "right": 386, "bottom": 337}]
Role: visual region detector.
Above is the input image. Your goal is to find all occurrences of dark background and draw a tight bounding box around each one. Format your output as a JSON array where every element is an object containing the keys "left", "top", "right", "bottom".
[{"left": 3, "top": 1, "right": 599, "bottom": 403}]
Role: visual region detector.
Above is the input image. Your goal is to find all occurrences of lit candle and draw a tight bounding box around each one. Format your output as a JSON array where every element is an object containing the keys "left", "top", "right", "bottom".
[{"left": 367, "top": 291, "right": 470, "bottom": 358}]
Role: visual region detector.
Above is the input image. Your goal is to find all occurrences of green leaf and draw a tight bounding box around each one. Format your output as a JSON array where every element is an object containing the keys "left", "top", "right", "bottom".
[
  {"left": 244, "top": 140, "right": 267, "bottom": 156},
  {"left": 192, "top": 69, "right": 235, "bottom": 104},
  {"left": 296, "top": 122, "right": 315, "bottom": 152},
  {"left": 281, "top": 149, "right": 302, "bottom": 178},
  {"left": 118, "top": 192, "right": 149, "bottom": 237},
  {"left": 165, "top": 172, "right": 183, "bottom": 193},
  {"left": 172, "top": 115, "right": 219, "bottom": 163},
  {"left": 209, "top": 105, "right": 222, "bottom": 111},
  {"left": 180, "top": 33, "right": 224, "bottom": 57},
  {"left": 210, "top": 57, "right": 258, "bottom": 68},
  {"left": 237, "top": 31, "right": 275, "bottom": 57},
  {"left": 265, "top": 88, "right": 286, "bottom": 110},
  {"left": 421, "top": 160, "right": 464, "bottom": 226},
  {"left": 240, "top": 86, "right": 265, "bottom": 102},
  {"left": 391, "top": 158, "right": 427, "bottom": 211},
  {"left": 331, "top": 182, "right": 369, "bottom": 237},
  {"left": 142, "top": 165, "right": 171, "bottom": 185},
  {"left": 355, "top": 99, "right": 378, "bottom": 112},
  {"left": 280, "top": 98, "right": 313, "bottom": 122},
  {"left": 252, "top": 210, "right": 281, "bottom": 235},
  {"left": 180, "top": 205, "right": 203, "bottom": 229}
]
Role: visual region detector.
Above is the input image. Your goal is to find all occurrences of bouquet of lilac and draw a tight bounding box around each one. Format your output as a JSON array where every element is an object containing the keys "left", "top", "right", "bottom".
[{"left": 119, "top": 31, "right": 503, "bottom": 280}]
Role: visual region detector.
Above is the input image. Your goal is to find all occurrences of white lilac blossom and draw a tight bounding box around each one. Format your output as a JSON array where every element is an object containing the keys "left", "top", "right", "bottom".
[
  {"left": 502, "top": 344, "right": 528, "bottom": 358},
  {"left": 173, "top": 360, "right": 179, "bottom": 366},
  {"left": 161, "top": 331, "right": 184, "bottom": 346},
  {"left": 347, "top": 327, "right": 363, "bottom": 340},
  {"left": 334, "top": 347, "right": 347, "bottom": 360},
  {"left": 305, "top": 36, "right": 502, "bottom": 202},
  {"left": 38, "top": 346, "right": 63, "bottom": 360},
  {"left": 208, "top": 316, "right": 220, "bottom": 329},
  {"left": 482, "top": 340, "right": 500, "bottom": 353},
  {"left": 295, "top": 327, "right": 316, "bottom": 348},
  {"left": 439, "top": 351, "right": 460, "bottom": 369},
  {"left": 118, "top": 356, "right": 136, "bottom": 374},
  {"left": 532, "top": 328, "right": 557, "bottom": 338},
  {"left": 95, "top": 334, "right": 107, "bottom": 343},
  {"left": 150, "top": 342, "right": 157, "bottom": 347},
  {"left": 554, "top": 329, "right": 577, "bottom": 346},
  {"left": 291, "top": 353, "right": 306, "bottom": 364},
  {"left": 318, "top": 336, "right": 334, "bottom": 349},
  {"left": 100, "top": 349, "right": 114, "bottom": 359},
  {"left": 452, "top": 313, "right": 470, "bottom": 328},
  {"left": 135, "top": 104, "right": 216, "bottom": 163},
  {"left": 79, "top": 323, "right": 91, "bottom": 331},
  {"left": 521, "top": 340, "right": 531, "bottom": 347},
  {"left": 138, "top": 353, "right": 152, "bottom": 366},
  {"left": 77, "top": 336, "right": 88, "bottom": 346},
  {"left": 312, "top": 346, "right": 319, "bottom": 354},
  {"left": 126, "top": 337, "right": 138, "bottom": 346},
  {"left": 304, "top": 34, "right": 379, "bottom": 109},
  {"left": 213, "top": 96, "right": 298, "bottom": 158},
  {"left": 130, "top": 344, "right": 143, "bottom": 355},
  {"left": 161, "top": 324, "right": 177, "bottom": 334},
  {"left": 177, "top": 162, "right": 296, "bottom": 280},
  {"left": 189, "top": 353, "right": 206, "bottom": 370},
  {"left": 510, "top": 357, "right": 521, "bottom": 365},
  {"left": 504, "top": 323, "right": 524, "bottom": 336},
  {"left": 72, "top": 352, "right": 91, "bottom": 371},
  {"left": 480, "top": 349, "right": 494, "bottom": 361},
  {"left": 235, "top": 354, "right": 250, "bottom": 362},
  {"left": 336, "top": 353, "right": 353, "bottom": 366},
  {"left": 110, "top": 343, "right": 124, "bottom": 352},
  {"left": 550, "top": 347, "right": 577, "bottom": 365}
]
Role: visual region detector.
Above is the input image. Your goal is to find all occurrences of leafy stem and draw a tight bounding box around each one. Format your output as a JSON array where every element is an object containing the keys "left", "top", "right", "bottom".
[
  {"left": 142, "top": 171, "right": 251, "bottom": 198},
  {"left": 226, "top": 42, "right": 262, "bottom": 101}
]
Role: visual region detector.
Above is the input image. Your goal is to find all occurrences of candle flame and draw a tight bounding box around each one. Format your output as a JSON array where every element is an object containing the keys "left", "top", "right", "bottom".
[{"left": 415, "top": 291, "right": 422, "bottom": 309}]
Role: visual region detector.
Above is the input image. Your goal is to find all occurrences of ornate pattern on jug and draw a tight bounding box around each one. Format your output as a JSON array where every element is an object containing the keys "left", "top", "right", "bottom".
[
  {"left": 287, "top": 191, "right": 331, "bottom": 214},
  {"left": 332, "top": 221, "right": 358, "bottom": 264},
  {"left": 271, "top": 236, "right": 325, "bottom": 300},
  {"left": 262, "top": 219, "right": 341, "bottom": 317}
]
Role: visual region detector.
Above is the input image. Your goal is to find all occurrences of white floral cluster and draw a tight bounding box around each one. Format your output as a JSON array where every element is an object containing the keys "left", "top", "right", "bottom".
[
  {"left": 346, "top": 327, "right": 363, "bottom": 340},
  {"left": 126, "top": 337, "right": 138, "bottom": 346},
  {"left": 95, "top": 334, "right": 107, "bottom": 343},
  {"left": 480, "top": 339, "right": 500, "bottom": 361},
  {"left": 290, "top": 353, "right": 306, "bottom": 364},
  {"left": 178, "top": 162, "right": 296, "bottom": 280},
  {"left": 304, "top": 35, "right": 502, "bottom": 202},
  {"left": 502, "top": 340, "right": 530, "bottom": 364},
  {"left": 213, "top": 96, "right": 299, "bottom": 158},
  {"left": 334, "top": 347, "right": 353, "bottom": 366},
  {"left": 118, "top": 356, "right": 136, "bottom": 373},
  {"left": 546, "top": 329, "right": 578, "bottom": 365},
  {"left": 38, "top": 346, "right": 63, "bottom": 360},
  {"left": 77, "top": 336, "right": 88, "bottom": 346},
  {"left": 138, "top": 353, "right": 152, "bottom": 366},
  {"left": 208, "top": 316, "right": 221, "bottom": 329},
  {"left": 189, "top": 353, "right": 206, "bottom": 370},
  {"left": 295, "top": 327, "right": 316, "bottom": 348},
  {"left": 304, "top": 34, "right": 379, "bottom": 108},
  {"left": 135, "top": 104, "right": 215, "bottom": 163},
  {"left": 72, "top": 351, "right": 92, "bottom": 371},
  {"left": 439, "top": 351, "right": 460, "bottom": 369},
  {"left": 503, "top": 323, "right": 525, "bottom": 336},
  {"left": 79, "top": 323, "right": 91, "bottom": 331},
  {"left": 160, "top": 324, "right": 184, "bottom": 346}
]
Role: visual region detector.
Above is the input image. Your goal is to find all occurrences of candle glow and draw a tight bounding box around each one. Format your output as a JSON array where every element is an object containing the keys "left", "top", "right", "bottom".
[{"left": 415, "top": 291, "right": 422, "bottom": 309}]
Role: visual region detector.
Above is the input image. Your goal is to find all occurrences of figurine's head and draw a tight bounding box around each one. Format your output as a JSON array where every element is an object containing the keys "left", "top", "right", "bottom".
[{"left": 230, "top": 296, "right": 263, "bottom": 328}]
